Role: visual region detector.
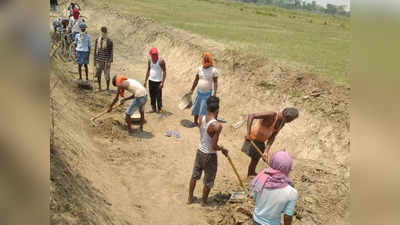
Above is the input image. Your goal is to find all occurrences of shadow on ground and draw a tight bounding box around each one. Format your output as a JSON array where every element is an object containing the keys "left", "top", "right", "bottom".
[
  {"left": 180, "top": 119, "right": 196, "bottom": 128},
  {"left": 131, "top": 130, "right": 154, "bottom": 139}
]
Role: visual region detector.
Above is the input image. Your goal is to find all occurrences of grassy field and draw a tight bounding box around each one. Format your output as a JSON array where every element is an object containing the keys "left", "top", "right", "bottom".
[{"left": 112, "top": 0, "right": 350, "bottom": 83}]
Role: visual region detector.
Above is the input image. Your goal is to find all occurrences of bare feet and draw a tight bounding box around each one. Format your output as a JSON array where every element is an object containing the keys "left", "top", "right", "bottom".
[
  {"left": 187, "top": 197, "right": 194, "bottom": 205},
  {"left": 201, "top": 201, "right": 207, "bottom": 207}
]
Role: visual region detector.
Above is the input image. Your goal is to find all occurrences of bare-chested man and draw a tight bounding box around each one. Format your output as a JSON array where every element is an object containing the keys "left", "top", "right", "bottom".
[{"left": 242, "top": 108, "right": 299, "bottom": 177}]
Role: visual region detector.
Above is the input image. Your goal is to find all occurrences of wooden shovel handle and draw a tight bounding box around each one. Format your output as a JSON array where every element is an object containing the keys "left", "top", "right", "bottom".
[
  {"left": 250, "top": 140, "right": 269, "bottom": 166},
  {"left": 226, "top": 155, "right": 245, "bottom": 190},
  {"left": 90, "top": 104, "right": 122, "bottom": 121}
]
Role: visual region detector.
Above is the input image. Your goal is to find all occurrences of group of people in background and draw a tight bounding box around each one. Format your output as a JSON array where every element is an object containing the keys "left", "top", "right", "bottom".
[
  {"left": 52, "top": 3, "right": 114, "bottom": 88},
  {"left": 51, "top": 2, "right": 301, "bottom": 225}
]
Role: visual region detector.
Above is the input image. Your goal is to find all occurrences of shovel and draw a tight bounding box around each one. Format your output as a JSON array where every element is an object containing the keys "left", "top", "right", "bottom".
[
  {"left": 225, "top": 154, "right": 245, "bottom": 190},
  {"left": 225, "top": 154, "right": 248, "bottom": 203},
  {"left": 250, "top": 140, "right": 270, "bottom": 166},
  {"left": 178, "top": 92, "right": 192, "bottom": 110},
  {"left": 90, "top": 103, "right": 123, "bottom": 126}
]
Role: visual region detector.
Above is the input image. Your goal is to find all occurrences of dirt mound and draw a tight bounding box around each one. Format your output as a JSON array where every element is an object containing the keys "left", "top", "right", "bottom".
[
  {"left": 50, "top": 144, "right": 126, "bottom": 225},
  {"left": 50, "top": 0, "right": 350, "bottom": 224}
]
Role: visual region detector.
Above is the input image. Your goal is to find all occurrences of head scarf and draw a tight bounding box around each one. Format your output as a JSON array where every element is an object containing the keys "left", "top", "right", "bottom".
[
  {"left": 149, "top": 47, "right": 159, "bottom": 61},
  {"left": 202, "top": 52, "right": 213, "bottom": 68},
  {"left": 115, "top": 75, "right": 128, "bottom": 97},
  {"left": 250, "top": 150, "right": 293, "bottom": 193},
  {"left": 73, "top": 8, "right": 80, "bottom": 20}
]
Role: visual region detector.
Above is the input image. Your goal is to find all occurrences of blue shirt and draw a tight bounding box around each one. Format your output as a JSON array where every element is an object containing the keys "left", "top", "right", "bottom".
[
  {"left": 253, "top": 185, "right": 298, "bottom": 225},
  {"left": 74, "top": 33, "right": 91, "bottom": 52}
]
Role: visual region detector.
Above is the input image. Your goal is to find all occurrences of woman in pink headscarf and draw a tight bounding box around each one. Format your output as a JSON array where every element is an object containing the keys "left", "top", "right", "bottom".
[{"left": 250, "top": 150, "right": 298, "bottom": 225}]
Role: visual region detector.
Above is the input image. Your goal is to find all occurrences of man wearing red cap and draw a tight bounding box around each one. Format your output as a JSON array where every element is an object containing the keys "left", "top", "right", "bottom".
[{"left": 144, "top": 47, "right": 167, "bottom": 113}]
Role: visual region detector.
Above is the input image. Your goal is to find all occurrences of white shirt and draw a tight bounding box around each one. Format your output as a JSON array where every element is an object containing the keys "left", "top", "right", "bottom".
[
  {"left": 198, "top": 116, "right": 217, "bottom": 154},
  {"left": 197, "top": 66, "right": 218, "bottom": 93},
  {"left": 71, "top": 18, "right": 83, "bottom": 33},
  {"left": 253, "top": 185, "right": 298, "bottom": 225},
  {"left": 124, "top": 79, "right": 146, "bottom": 97},
  {"left": 149, "top": 60, "right": 163, "bottom": 82}
]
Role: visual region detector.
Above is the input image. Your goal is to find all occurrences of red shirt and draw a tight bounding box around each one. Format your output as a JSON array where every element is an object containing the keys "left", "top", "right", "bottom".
[{"left": 73, "top": 8, "right": 80, "bottom": 20}]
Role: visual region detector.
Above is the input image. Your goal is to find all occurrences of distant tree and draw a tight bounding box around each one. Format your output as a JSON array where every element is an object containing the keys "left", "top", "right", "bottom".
[
  {"left": 326, "top": 3, "right": 337, "bottom": 15},
  {"left": 302, "top": 1, "right": 306, "bottom": 9},
  {"left": 336, "top": 5, "right": 347, "bottom": 15},
  {"left": 311, "top": 1, "right": 317, "bottom": 10},
  {"left": 294, "top": 0, "right": 302, "bottom": 8},
  {"left": 236, "top": 0, "right": 350, "bottom": 17}
]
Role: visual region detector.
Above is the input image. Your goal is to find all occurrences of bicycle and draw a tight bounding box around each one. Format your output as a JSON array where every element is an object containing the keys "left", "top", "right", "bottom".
[
  {"left": 50, "top": 26, "right": 66, "bottom": 59},
  {"left": 58, "top": 31, "right": 76, "bottom": 62},
  {"left": 60, "top": 30, "right": 70, "bottom": 60},
  {"left": 68, "top": 42, "right": 77, "bottom": 62}
]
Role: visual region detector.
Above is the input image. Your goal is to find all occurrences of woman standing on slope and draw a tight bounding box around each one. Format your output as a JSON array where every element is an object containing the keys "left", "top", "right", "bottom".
[{"left": 189, "top": 52, "right": 218, "bottom": 126}]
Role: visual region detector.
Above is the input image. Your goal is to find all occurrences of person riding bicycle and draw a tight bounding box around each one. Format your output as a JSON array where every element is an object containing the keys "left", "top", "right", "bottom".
[
  {"left": 61, "top": 18, "right": 69, "bottom": 30},
  {"left": 53, "top": 17, "right": 69, "bottom": 33},
  {"left": 52, "top": 18, "right": 62, "bottom": 33},
  {"left": 52, "top": 18, "right": 64, "bottom": 42}
]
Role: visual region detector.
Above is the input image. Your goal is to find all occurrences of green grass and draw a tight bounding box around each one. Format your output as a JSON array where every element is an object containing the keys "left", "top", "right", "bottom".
[{"left": 112, "top": 0, "right": 350, "bottom": 83}]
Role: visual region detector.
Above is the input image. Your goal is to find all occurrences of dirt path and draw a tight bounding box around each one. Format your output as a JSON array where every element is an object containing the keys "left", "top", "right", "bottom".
[{"left": 50, "top": 1, "right": 350, "bottom": 225}]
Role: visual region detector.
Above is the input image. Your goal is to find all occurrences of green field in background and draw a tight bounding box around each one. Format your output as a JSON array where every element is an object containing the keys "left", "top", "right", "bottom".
[{"left": 113, "top": 0, "right": 350, "bottom": 83}]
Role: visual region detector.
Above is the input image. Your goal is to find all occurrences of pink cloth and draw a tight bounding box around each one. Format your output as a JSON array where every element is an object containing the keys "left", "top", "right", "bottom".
[{"left": 250, "top": 150, "right": 292, "bottom": 192}]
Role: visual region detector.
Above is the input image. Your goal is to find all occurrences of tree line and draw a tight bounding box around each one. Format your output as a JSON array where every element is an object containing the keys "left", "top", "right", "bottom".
[{"left": 237, "top": 0, "right": 351, "bottom": 17}]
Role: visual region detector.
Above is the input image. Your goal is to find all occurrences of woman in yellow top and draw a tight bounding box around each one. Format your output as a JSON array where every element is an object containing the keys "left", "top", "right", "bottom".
[{"left": 242, "top": 108, "right": 299, "bottom": 177}]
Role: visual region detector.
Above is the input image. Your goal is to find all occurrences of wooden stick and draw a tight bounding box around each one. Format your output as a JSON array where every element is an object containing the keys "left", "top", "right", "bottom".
[
  {"left": 226, "top": 155, "right": 245, "bottom": 190},
  {"left": 250, "top": 140, "right": 269, "bottom": 166},
  {"left": 90, "top": 104, "right": 122, "bottom": 121},
  {"left": 92, "top": 64, "right": 96, "bottom": 92}
]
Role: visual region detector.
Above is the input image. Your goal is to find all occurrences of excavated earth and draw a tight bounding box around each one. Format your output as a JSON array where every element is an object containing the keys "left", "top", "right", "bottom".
[{"left": 50, "top": 0, "right": 350, "bottom": 224}]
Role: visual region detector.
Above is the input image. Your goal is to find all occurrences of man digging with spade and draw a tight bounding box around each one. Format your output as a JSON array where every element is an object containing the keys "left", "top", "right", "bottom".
[
  {"left": 107, "top": 75, "right": 148, "bottom": 134},
  {"left": 242, "top": 108, "right": 299, "bottom": 177},
  {"left": 187, "top": 96, "right": 228, "bottom": 207}
]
